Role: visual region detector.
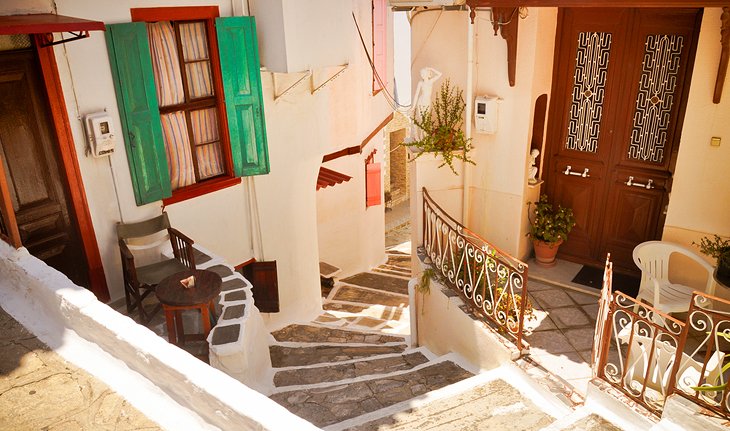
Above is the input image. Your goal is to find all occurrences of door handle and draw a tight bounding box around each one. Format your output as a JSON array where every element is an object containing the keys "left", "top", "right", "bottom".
[
  {"left": 625, "top": 176, "right": 653, "bottom": 189},
  {"left": 563, "top": 165, "right": 590, "bottom": 178}
]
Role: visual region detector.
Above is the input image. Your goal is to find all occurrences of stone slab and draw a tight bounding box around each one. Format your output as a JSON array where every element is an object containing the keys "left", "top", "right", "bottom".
[
  {"left": 270, "top": 361, "right": 473, "bottom": 428},
  {"left": 273, "top": 352, "right": 429, "bottom": 387},
  {"left": 562, "top": 414, "right": 622, "bottom": 431},
  {"left": 340, "top": 273, "right": 409, "bottom": 296},
  {"left": 0, "top": 307, "right": 160, "bottom": 430},
  {"left": 345, "top": 379, "right": 554, "bottom": 431},
  {"left": 271, "top": 324, "right": 404, "bottom": 344},
  {"left": 333, "top": 286, "right": 408, "bottom": 308},
  {"left": 269, "top": 345, "right": 408, "bottom": 368}
]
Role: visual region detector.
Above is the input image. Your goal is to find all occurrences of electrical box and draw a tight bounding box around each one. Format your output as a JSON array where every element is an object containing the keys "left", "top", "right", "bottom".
[
  {"left": 474, "top": 96, "right": 499, "bottom": 134},
  {"left": 85, "top": 112, "right": 115, "bottom": 157}
]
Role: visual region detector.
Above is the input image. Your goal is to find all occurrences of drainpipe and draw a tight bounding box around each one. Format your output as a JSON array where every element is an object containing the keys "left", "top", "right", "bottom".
[{"left": 462, "top": 12, "right": 475, "bottom": 224}]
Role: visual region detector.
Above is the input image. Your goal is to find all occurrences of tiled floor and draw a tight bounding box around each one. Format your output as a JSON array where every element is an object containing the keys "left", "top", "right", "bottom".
[{"left": 522, "top": 258, "right": 602, "bottom": 397}]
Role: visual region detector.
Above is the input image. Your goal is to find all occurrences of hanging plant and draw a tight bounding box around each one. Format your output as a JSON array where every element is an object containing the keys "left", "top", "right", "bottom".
[{"left": 407, "top": 80, "right": 475, "bottom": 175}]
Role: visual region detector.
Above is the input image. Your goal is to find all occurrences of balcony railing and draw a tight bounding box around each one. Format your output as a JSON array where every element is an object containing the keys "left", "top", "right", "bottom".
[
  {"left": 593, "top": 257, "right": 730, "bottom": 418},
  {"left": 421, "top": 187, "right": 529, "bottom": 352}
]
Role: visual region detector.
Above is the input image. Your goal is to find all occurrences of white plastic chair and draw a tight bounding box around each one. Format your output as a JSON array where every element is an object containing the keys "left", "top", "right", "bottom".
[
  {"left": 633, "top": 241, "right": 715, "bottom": 316},
  {"left": 617, "top": 326, "right": 726, "bottom": 397}
]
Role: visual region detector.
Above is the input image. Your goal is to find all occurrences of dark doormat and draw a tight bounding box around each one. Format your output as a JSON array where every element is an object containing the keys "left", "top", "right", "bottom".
[{"left": 571, "top": 265, "right": 641, "bottom": 298}]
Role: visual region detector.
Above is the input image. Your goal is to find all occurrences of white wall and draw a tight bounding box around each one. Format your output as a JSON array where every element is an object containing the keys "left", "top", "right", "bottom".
[
  {"left": 0, "top": 0, "right": 392, "bottom": 330},
  {"left": 662, "top": 7, "right": 730, "bottom": 297},
  {"left": 409, "top": 9, "right": 557, "bottom": 258}
]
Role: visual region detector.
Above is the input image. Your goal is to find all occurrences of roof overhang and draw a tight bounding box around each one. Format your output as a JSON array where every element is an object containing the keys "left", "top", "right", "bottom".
[
  {"left": 465, "top": 0, "right": 730, "bottom": 6},
  {"left": 317, "top": 167, "right": 352, "bottom": 191},
  {"left": 0, "top": 14, "right": 105, "bottom": 46}
]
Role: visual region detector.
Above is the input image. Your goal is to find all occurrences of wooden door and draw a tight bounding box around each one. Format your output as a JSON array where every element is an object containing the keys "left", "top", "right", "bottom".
[
  {"left": 0, "top": 50, "right": 89, "bottom": 287},
  {"left": 545, "top": 8, "right": 701, "bottom": 273}
]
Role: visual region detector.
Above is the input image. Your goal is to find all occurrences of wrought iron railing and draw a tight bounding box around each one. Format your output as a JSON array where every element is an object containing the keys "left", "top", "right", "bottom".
[
  {"left": 593, "top": 259, "right": 730, "bottom": 418},
  {"left": 422, "top": 188, "right": 529, "bottom": 351}
]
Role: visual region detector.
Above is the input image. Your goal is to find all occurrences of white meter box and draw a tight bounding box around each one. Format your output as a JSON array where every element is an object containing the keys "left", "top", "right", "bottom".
[
  {"left": 474, "top": 96, "right": 499, "bottom": 134},
  {"left": 85, "top": 112, "right": 116, "bottom": 157}
]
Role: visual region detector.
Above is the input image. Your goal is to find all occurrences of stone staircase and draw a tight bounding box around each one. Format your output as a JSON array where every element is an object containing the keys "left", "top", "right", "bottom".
[{"left": 267, "top": 251, "right": 624, "bottom": 430}]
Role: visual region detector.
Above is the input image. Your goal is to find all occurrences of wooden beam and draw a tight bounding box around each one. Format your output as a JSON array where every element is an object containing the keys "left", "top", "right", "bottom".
[
  {"left": 0, "top": 153, "right": 21, "bottom": 249},
  {"left": 467, "top": 0, "right": 729, "bottom": 7},
  {"left": 491, "top": 7, "right": 519, "bottom": 87},
  {"left": 715, "top": 7, "right": 730, "bottom": 103}
]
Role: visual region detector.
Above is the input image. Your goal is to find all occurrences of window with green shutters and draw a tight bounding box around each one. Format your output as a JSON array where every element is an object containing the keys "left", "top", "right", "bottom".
[{"left": 106, "top": 8, "right": 269, "bottom": 206}]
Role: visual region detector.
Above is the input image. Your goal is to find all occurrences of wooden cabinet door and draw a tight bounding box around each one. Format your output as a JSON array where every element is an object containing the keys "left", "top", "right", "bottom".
[
  {"left": 545, "top": 8, "right": 701, "bottom": 273},
  {"left": 0, "top": 50, "right": 89, "bottom": 287}
]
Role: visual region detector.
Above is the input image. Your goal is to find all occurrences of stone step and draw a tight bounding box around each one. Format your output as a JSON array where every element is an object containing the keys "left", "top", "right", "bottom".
[
  {"left": 323, "top": 301, "right": 408, "bottom": 323},
  {"left": 340, "top": 273, "right": 410, "bottom": 296},
  {"left": 271, "top": 324, "right": 405, "bottom": 345},
  {"left": 270, "top": 344, "right": 408, "bottom": 368},
  {"left": 340, "top": 379, "right": 554, "bottom": 431},
  {"left": 372, "top": 267, "right": 411, "bottom": 278},
  {"left": 270, "top": 361, "right": 474, "bottom": 428},
  {"left": 314, "top": 312, "right": 404, "bottom": 332},
  {"left": 330, "top": 285, "right": 408, "bottom": 308},
  {"left": 273, "top": 351, "right": 430, "bottom": 388}
]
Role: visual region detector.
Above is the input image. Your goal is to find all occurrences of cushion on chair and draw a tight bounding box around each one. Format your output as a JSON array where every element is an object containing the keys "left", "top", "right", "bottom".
[{"left": 137, "top": 259, "right": 190, "bottom": 286}]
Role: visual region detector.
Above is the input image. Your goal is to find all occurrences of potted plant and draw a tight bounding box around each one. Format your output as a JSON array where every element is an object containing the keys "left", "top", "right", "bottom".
[
  {"left": 694, "top": 234, "right": 730, "bottom": 286},
  {"left": 527, "top": 195, "right": 576, "bottom": 267},
  {"left": 407, "top": 79, "right": 475, "bottom": 175}
]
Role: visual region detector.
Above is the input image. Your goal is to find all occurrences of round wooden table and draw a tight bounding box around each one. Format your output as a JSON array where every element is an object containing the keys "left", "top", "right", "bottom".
[{"left": 156, "top": 269, "right": 222, "bottom": 349}]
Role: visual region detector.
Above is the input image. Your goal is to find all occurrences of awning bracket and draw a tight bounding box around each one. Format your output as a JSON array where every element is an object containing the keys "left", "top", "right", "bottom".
[{"left": 39, "top": 30, "right": 90, "bottom": 47}]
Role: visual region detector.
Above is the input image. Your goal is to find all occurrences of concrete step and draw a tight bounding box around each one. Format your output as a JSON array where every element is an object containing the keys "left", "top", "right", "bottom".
[
  {"left": 269, "top": 360, "right": 474, "bottom": 428},
  {"left": 323, "top": 301, "right": 408, "bottom": 323},
  {"left": 372, "top": 267, "right": 411, "bottom": 278},
  {"left": 340, "top": 272, "right": 410, "bottom": 296},
  {"left": 273, "top": 351, "right": 430, "bottom": 388},
  {"left": 328, "top": 285, "right": 408, "bottom": 308},
  {"left": 271, "top": 324, "right": 406, "bottom": 345},
  {"left": 314, "top": 312, "right": 406, "bottom": 333},
  {"left": 269, "top": 344, "right": 409, "bottom": 368},
  {"left": 339, "top": 378, "right": 555, "bottom": 431}
]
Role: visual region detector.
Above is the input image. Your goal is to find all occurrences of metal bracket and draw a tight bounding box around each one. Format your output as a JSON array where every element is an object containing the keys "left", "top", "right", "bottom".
[
  {"left": 272, "top": 70, "right": 311, "bottom": 102},
  {"left": 311, "top": 64, "right": 348, "bottom": 95},
  {"left": 39, "top": 31, "right": 90, "bottom": 47}
]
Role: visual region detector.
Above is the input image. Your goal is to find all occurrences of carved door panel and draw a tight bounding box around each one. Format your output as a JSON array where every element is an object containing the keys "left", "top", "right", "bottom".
[
  {"left": 546, "top": 8, "right": 701, "bottom": 273},
  {"left": 0, "top": 50, "right": 89, "bottom": 286}
]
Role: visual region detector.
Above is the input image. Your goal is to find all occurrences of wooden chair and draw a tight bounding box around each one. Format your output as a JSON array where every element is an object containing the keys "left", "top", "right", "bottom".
[
  {"left": 117, "top": 213, "right": 196, "bottom": 323},
  {"left": 633, "top": 241, "right": 715, "bottom": 316}
]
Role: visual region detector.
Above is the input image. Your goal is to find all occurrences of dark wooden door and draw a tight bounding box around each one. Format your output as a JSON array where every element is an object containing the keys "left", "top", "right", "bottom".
[
  {"left": 0, "top": 50, "right": 89, "bottom": 286},
  {"left": 545, "top": 8, "right": 701, "bottom": 273}
]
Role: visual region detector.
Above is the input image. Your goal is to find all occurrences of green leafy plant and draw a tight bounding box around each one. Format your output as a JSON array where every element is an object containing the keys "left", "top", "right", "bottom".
[
  {"left": 527, "top": 195, "right": 576, "bottom": 244},
  {"left": 694, "top": 234, "right": 730, "bottom": 269},
  {"left": 417, "top": 267, "right": 435, "bottom": 295},
  {"left": 407, "top": 80, "right": 475, "bottom": 175}
]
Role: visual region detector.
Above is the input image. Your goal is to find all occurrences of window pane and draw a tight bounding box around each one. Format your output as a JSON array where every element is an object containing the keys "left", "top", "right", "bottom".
[
  {"left": 179, "top": 22, "right": 209, "bottom": 62},
  {"left": 160, "top": 112, "right": 195, "bottom": 190},
  {"left": 190, "top": 108, "right": 224, "bottom": 179},
  {"left": 147, "top": 22, "right": 184, "bottom": 107},
  {"left": 185, "top": 61, "right": 213, "bottom": 98}
]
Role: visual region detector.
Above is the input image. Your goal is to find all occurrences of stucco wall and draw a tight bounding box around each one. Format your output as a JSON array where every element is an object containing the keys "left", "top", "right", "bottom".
[
  {"left": 0, "top": 0, "right": 392, "bottom": 329},
  {"left": 662, "top": 8, "right": 730, "bottom": 299},
  {"left": 409, "top": 9, "right": 557, "bottom": 259}
]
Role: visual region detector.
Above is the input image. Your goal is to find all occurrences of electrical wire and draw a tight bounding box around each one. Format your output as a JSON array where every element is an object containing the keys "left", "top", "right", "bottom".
[{"left": 352, "top": 12, "right": 407, "bottom": 111}]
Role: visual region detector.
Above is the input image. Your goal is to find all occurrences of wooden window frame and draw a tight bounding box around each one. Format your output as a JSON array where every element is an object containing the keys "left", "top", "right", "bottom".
[{"left": 131, "top": 7, "right": 240, "bottom": 205}]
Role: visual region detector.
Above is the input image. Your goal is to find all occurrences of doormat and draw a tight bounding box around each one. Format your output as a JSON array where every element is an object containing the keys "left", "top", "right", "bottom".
[{"left": 571, "top": 265, "right": 641, "bottom": 298}]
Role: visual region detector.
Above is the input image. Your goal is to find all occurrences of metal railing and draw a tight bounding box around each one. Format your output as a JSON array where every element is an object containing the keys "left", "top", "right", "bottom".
[
  {"left": 422, "top": 188, "right": 529, "bottom": 351},
  {"left": 593, "top": 258, "right": 730, "bottom": 418}
]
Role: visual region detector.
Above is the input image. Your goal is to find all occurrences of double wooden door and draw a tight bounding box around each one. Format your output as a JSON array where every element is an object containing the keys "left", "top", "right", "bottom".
[
  {"left": 545, "top": 8, "right": 701, "bottom": 273},
  {"left": 0, "top": 50, "right": 89, "bottom": 287}
]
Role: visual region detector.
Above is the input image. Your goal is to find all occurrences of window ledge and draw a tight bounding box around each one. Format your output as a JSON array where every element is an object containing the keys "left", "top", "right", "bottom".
[{"left": 163, "top": 177, "right": 242, "bottom": 206}]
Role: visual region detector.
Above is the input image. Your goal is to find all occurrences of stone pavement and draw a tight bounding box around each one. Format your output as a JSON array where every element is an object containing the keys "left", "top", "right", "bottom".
[{"left": 0, "top": 306, "right": 160, "bottom": 430}]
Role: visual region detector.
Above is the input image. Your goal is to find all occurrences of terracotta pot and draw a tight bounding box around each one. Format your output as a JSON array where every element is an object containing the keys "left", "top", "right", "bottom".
[
  {"left": 716, "top": 262, "right": 730, "bottom": 287},
  {"left": 533, "top": 239, "right": 563, "bottom": 268}
]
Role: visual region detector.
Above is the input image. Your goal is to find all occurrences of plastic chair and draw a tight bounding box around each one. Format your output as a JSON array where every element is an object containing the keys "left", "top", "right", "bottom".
[
  {"left": 633, "top": 241, "right": 715, "bottom": 316},
  {"left": 117, "top": 213, "right": 196, "bottom": 323}
]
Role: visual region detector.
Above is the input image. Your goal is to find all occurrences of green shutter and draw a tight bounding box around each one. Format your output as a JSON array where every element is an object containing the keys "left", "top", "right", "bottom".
[
  {"left": 216, "top": 17, "right": 270, "bottom": 177},
  {"left": 106, "top": 23, "right": 171, "bottom": 205}
]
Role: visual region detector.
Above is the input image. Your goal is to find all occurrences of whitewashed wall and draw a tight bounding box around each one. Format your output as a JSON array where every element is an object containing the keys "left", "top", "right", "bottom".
[
  {"left": 410, "top": 9, "right": 557, "bottom": 258},
  {"left": 0, "top": 0, "right": 392, "bottom": 328}
]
